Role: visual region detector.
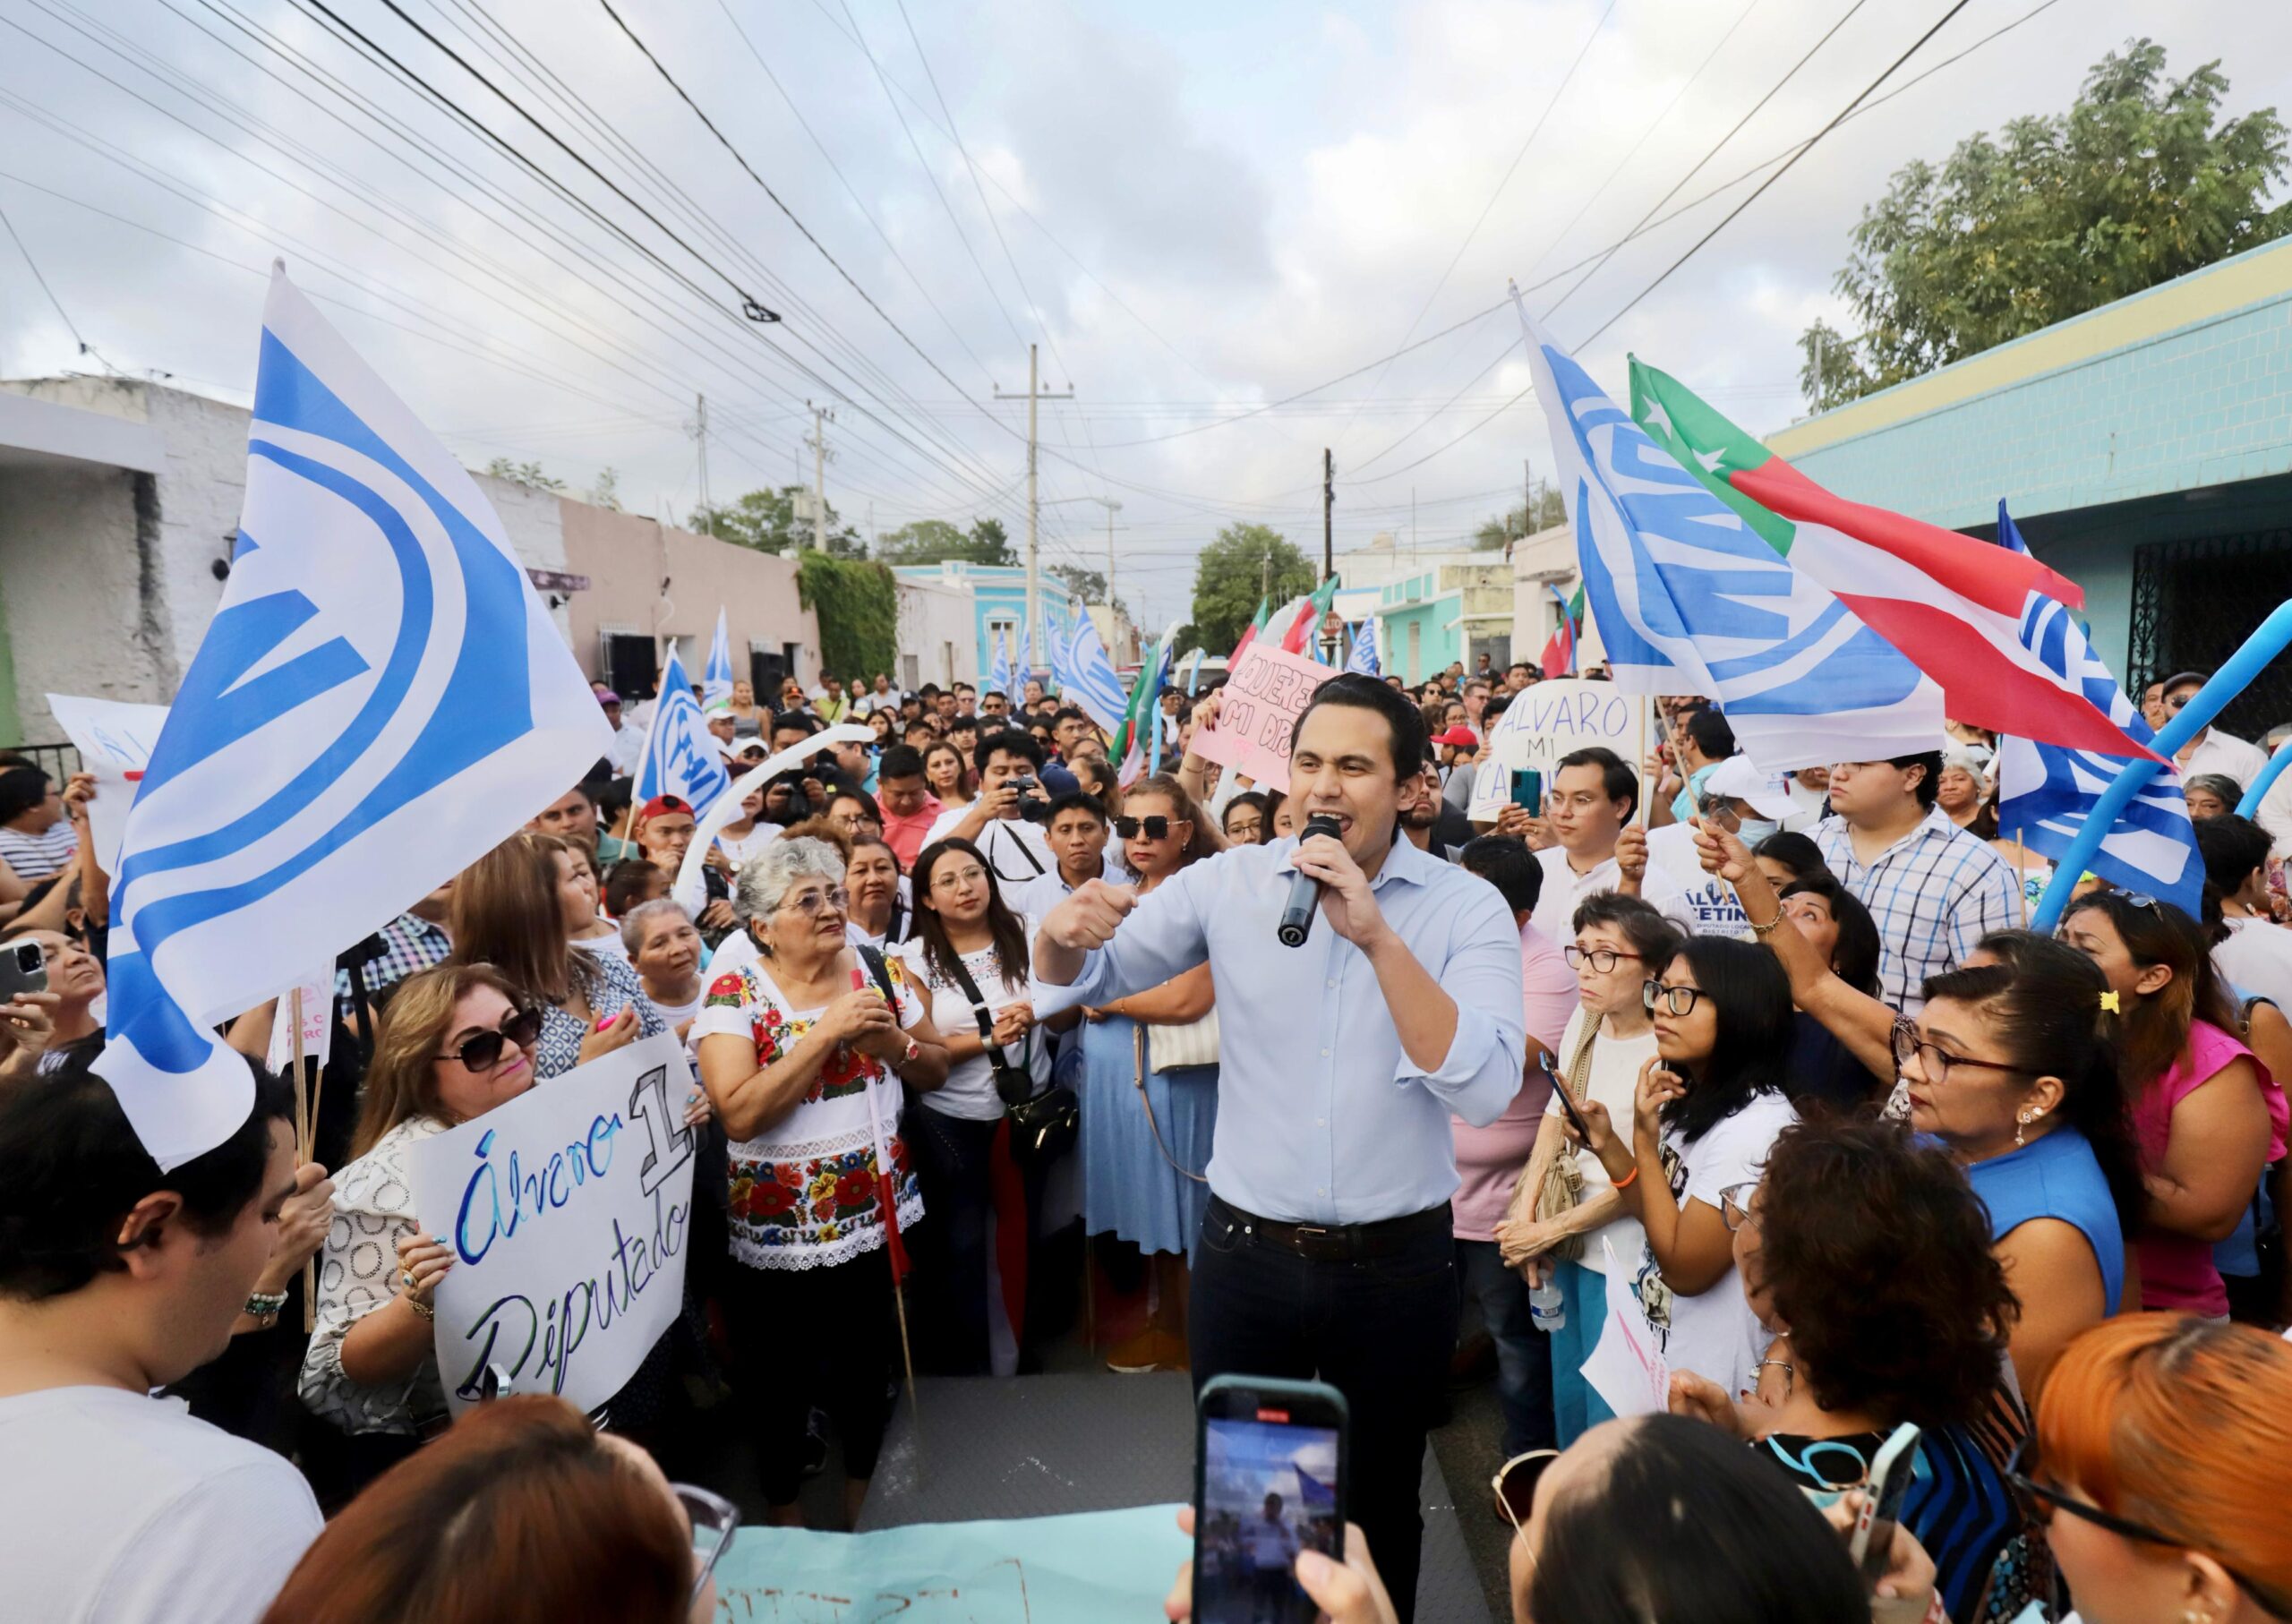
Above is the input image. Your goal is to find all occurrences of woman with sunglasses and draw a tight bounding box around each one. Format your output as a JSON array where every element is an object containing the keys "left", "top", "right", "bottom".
[
  {"left": 1079, "top": 774, "right": 1223, "bottom": 1375},
  {"left": 898, "top": 838, "right": 1070, "bottom": 1375},
  {"left": 1668, "top": 1117, "right": 2026, "bottom": 1622},
  {"left": 693, "top": 837, "right": 952, "bottom": 1528},
  {"left": 261, "top": 1394, "right": 732, "bottom": 1624},
  {"left": 1567, "top": 936, "right": 1797, "bottom": 1400},
  {"left": 2011, "top": 1312, "right": 2292, "bottom": 1624},
  {"left": 2056, "top": 893, "right": 2286, "bottom": 1317},
  {"left": 1497, "top": 893, "right": 1680, "bottom": 1446},
  {"left": 450, "top": 833, "right": 666, "bottom": 1079},
  {"left": 298, "top": 963, "right": 544, "bottom": 1506}
]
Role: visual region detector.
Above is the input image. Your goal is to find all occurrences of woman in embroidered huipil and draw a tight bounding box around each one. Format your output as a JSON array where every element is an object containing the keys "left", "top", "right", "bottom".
[{"left": 692, "top": 837, "right": 952, "bottom": 1528}]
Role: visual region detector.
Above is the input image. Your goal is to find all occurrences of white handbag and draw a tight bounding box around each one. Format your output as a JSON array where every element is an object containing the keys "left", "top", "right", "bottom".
[{"left": 1146, "top": 1007, "right": 1221, "bottom": 1073}]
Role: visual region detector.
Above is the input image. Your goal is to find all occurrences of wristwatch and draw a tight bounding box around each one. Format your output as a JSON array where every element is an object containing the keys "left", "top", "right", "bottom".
[{"left": 899, "top": 1034, "right": 919, "bottom": 1068}]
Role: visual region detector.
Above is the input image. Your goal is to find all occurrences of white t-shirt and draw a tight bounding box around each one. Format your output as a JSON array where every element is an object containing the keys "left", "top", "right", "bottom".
[
  {"left": 716, "top": 823, "right": 782, "bottom": 870},
  {"left": 1529, "top": 843, "right": 1698, "bottom": 946},
  {"left": 2215, "top": 916, "right": 2292, "bottom": 1013},
  {"left": 1630, "top": 1090, "right": 1797, "bottom": 1397},
  {"left": 894, "top": 921, "right": 1050, "bottom": 1120},
  {"left": 0, "top": 1386, "right": 322, "bottom": 1624},
  {"left": 922, "top": 808, "right": 1054, "bottom": 891},
  {"left": 1542, "top": 1005, "right": 1655, "bottom": 1275},
  {"left": 1645, "top": 822, "right": 1748, "bottom": 936},
  {"left": 572, "top": 927, "right": 629, "bottom": 962}
]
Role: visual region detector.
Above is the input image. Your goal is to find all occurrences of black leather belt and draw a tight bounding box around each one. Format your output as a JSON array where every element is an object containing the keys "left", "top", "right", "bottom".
[{"left": 1208, "top": 1195, "right": 1450, "bottom": 1262}]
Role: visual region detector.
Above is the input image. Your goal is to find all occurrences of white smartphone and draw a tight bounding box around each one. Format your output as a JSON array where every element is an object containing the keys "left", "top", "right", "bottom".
[{"left": 1848, "top": 1421, "right": 1921, "bottom": 1589}]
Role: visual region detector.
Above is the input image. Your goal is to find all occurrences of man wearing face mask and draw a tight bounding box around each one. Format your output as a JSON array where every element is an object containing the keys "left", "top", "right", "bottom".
[{"left": 1645, "top": 755, "right": 1801, "bottom": 935}]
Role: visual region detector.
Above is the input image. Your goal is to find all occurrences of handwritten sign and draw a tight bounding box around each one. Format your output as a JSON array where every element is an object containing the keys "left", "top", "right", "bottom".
[
  {"left": 1467, "top": 678, "right": 1652, "bottom": 824},
  {"left": 1584, "top": 1236, "right": 1670, "bottom": 1416},
  {"left": 714, "top": 1504, "right": 1191, "bottom": 1622},
  {"left": 406, "top": 1034, "right": 697, "bottom": 1416},
  {"left": 265, "top": 974, "right": 335, "bottom": 1073},
  {"left": 1190, "top": 644, "right": 1337, "bottom": 794},
  {"left": 43, "top": 693, "right": 168, "bottom": 876}
]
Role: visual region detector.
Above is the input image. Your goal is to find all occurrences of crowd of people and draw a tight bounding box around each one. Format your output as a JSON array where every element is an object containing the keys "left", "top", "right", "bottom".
[{"left": 2, "top": 650, "right": 2289, "bottom": 1624}]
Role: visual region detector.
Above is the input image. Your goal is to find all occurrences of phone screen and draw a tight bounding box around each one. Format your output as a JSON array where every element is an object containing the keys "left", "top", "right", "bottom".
[{"left": 1194, "top": 1409, "right": 1343, "bottom": 1624}]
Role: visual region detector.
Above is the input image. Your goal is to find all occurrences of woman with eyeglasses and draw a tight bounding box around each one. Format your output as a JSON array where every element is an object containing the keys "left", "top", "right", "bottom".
[
  {"left": 298, "top": 963, "right": 544, "bottom": 1506},
  {"left": 1219, "top": 791, "right": 1269, "bottom": 846},
  {"left": 1668, "top": 1116, "right": 2026, "bottom": 1622},
  {"left": 2056, "top": 893, "right": 2286, "bottom": 1318},
  {"left": 897, "top": 838, "right": 1070, "bottom": 1375},
  {"left": 1497, "top": 893, "right": 1681, "bottom": 1445},
  {"left": 2010, "top": 1312, "right": 2292, "bottom": 1624},
  {"left": 1566, "top": 936, "right": 1798, "bottom": 1400},
  {"left": 1079, "top": 774, "right": 1223, "bottom": 1375},
  {"left": 261, "top": 1394, "right": 732, "bottom": 1624},
  {"left": 450, "top": 833, "right": 665, "bottom": 1079},
  {"left": 692, "top": 837, "right": 952, "bottom": 1528}
]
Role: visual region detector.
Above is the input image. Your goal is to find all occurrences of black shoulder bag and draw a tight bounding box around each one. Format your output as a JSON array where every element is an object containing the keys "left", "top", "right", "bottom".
[{"left": 942, "top": 946, "right": 1078, "bottom": 1166}]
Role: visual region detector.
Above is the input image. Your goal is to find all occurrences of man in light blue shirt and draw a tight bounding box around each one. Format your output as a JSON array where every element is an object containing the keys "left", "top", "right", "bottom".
[{"left": 1031, "top": 674, "right": 1526, "bottom": 1620}]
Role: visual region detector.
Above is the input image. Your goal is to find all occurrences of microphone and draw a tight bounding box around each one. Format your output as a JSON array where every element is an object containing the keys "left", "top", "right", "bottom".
[{"left": 1278, "top": 814, "right": 1345, "bottom": 948}]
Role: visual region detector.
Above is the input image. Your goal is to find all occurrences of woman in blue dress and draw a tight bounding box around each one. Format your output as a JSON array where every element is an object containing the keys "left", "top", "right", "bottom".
[{"left": 1079, "top": 773, "right": 1220, "bottom": 1374}]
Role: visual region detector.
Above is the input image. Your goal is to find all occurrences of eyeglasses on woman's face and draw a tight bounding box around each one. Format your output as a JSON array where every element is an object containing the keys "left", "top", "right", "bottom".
[
  {"left": 1719, "top": 1181, "right": 1761, "bottom": 1232},
  {"left": 1642, "top": 979, "right": 1708, "bottom": 1017},
  {"left": 1114, "top": 815, "right": 1178, "bottom": 841},
  {"left": 1889, "top": 1017, "right": 2028, "bottom": 1087},
  {"left": 672, "top": 1481, "right": 740, "bottom": 1604},
  {"left": 1564, "top": 944, "right": 1641, "bottom": 974},
  {"left": 929, "top": 863, "right": 989, "bottom": 895},
  {"left": 436, "top": 1005, "right": 543, "bottom": 1072},
  {"left": 1492, "top": 1447, "right": 1560, "bottom": 1534},
  {"left": 781, "top": 885, "right": 851, "bottom": 918}
]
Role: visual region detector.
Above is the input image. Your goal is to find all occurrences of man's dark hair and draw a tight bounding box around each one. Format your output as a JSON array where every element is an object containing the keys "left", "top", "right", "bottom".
[
  {"left": 976, "top": 728, "right": 1046, "bottom": 774},
  {"left": 828, "top": 787, "right": 882, "bottom": 825},
  {"left": 877, "top": 744, "right": 927, "bottom": 782},
  {"left": 2194, "top": 814, "right": 2271, "bottom": 924},
  {"left": 1290, "top": 671, "right": 1424, "bottom": 781},
  {"left": 1052, "top": 705, "right": 1089, "bottom": 728},
  {"left": 954, "top": 681, "right": 976, "bottom": 697},
  {"left": 0, "top": 766, "right": 52, "bottom": 825},
  {"left": 1045, "top": 791, "right": 1108, "bottom": 825},
  {"left": 1682, "top": 708, "right": 1737, "bottom": 763},
  {"left": 918, "top": 682, "right": 942, "bottom": 698},
  {"left": 1458, "top": 834, "right": 1543, "bottom": 916},
  {"left": 1554, "top": 745, "right": 1639, "bottom": 822},
  {"left": 0, "top": 1061, "right": 294, "bottom": 1301},
  {"left": 1888, "top": 750, "right": 1944, "bottom": 809},
  {"left": 603, "top": 859, "right": 666, "bottom": 917},
  {"left": 1483, "top": 692, "right": 1512, "bottom": 723},
  {"left": 771, "top": 710, "right": 818, "bottom": 739}
]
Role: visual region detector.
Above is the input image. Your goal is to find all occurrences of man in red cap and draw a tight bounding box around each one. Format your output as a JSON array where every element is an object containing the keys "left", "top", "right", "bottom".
[
  {"left": 637, "top": 794, "right": 736, "bottom": 935},
  {"left": 1432, "top": 724, "right": 1480, "bottom": 809}
]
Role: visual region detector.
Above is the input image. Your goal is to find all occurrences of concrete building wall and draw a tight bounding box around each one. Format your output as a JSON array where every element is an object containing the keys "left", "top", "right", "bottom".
[
  {"left": 895, "top": 578, "right": 978, "bottom": 691},
  {"left": 559, "top": 504, "right": 817, "bottom": 696}
]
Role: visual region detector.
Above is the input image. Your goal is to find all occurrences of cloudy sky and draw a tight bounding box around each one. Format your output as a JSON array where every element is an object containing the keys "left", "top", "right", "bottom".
[{"left": 4, "top": 0, "right": 2288, "bottom": 628}]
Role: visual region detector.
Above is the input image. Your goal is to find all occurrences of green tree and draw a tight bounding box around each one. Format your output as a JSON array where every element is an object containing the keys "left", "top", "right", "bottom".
[
  {"left": 1473, "top": 480, "right": 1569, "bottom": 550},
  {"left": 1187, "top": 523, "right": 1312, "bottom": 653},
  {"left": 874, "top": 517, "right": 1016, "bottom": 567},
  {"left": 1048, "top": 563, "right": 1130, "bottom": 620},
  {"left": 1803, "top": 39, "right": 2291, "bottom": 406},
  {"left": 483, "top": 457, "right": 565, "bottom": 491},
  {"left": 586, "top": 466, "right": 622, "bottom": 511},
  {"left": 693, "top": 485, "right": 864, "bottom": 557},
  {"left": 1796, "top": 320, "right": 1877, "bottom": 415}
]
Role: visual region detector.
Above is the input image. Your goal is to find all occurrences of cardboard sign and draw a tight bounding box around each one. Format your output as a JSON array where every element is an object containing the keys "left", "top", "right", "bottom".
[
  {"left": 265, "top": 974, "right": 335, "bottom": 1073},
  {"left": 1190, "top": 644, "right": 1337, "bottom": 794},
  {"left": 43, "top": 693, "right": 169, "bottom": 877},
  {"left": 406, "top": 1034, "right": 697, "bottom": 1416},
  {"left": 1467, "top": 679, "right": 1653, "bottom": 824}
]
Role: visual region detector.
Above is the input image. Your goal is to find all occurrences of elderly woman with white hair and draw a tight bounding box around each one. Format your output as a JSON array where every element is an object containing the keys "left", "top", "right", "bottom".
[{"left": 692, "top": 836, "right": 952, "bottom": 1529}]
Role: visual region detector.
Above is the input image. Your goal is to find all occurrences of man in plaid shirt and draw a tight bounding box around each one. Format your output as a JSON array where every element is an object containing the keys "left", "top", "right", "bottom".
[
  {"left": 331, "top": 878, "right": 453, "bottom": 1030},
  {"left": 1816, "top": 750, "right": 2022, "bottom": 1015}
]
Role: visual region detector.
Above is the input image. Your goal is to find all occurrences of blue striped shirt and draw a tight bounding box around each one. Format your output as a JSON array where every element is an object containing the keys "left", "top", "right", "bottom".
[{"left": 1817, "top": 808, "right": 2021, "bottom": 1014}]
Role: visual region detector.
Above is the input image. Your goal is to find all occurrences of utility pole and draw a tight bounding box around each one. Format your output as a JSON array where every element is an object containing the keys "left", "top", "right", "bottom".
[
  {"left": 691, "top": 394, "right": 711, "bottom": 527},
  {"left": 804, "top": 402, "right": 834, "bottom": 552},
  {"left": 994, "top": 345, "right": 1073, "bottom": 681},
  {"left": 1321, "top": 448, "right": 1334, "bottom": 581},
  {"left": 1524, "top": 457, "right": 1533, "bottom": 541}
]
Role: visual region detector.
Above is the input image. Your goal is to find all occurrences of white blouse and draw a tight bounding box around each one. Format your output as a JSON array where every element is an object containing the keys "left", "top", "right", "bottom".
[{"left": 297, "top": 1116, "right": 448, "bottom": 1437}]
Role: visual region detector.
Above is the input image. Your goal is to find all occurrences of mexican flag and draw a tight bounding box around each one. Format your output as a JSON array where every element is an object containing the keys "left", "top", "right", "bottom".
[
  {"left": 1279, "top": 576, "right": 1342, "bottom": 655},
  {"left": 1228, "top": 595, "right": 1271, "bottom": 662},
  {"left": 1541, "top": 583, "right": 1583, "bottom": 678},
  {"left": 1629, "top": 362, "right": 2160, "bottom": 762}
]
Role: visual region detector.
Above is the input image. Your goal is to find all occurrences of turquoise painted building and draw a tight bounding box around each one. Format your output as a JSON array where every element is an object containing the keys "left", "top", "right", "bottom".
[
  {"left": 890, "top": 560, "right": 1081, "bottom": 688},
  {"left": 1373, "top": 561, "right": 1514, "bottom": 683},
  {"left": 1766, "top": 235, "right": 2292, "bottom": 739}
]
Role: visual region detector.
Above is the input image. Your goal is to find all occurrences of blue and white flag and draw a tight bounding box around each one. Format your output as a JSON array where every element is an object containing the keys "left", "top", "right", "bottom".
[
  {"left": 95, "top": 267, "right": 611, "bottom": 1167},
  {"left": 702, "top": 605, "right": 735, "bottom": 708},
  {"left": 1053, "top": 605, "right": 1131, "bottom": 736},
  {"left": 634, "top": 643, "right": 731, "bottom": 819},
  {"left": 1996, "top": 583, "right": 2201, "bottom": 915},
  {"left": 987, "top": 626, "right": 1013, "bottom": 702},
  {"left": 1997, "top": 499, "right": 2031, "bottom": 555},
  {"left": 1017, "top": 618, "right": 1037, "bottom": 691},
  {"left": 1515, "top": 286, "right": 1943, "bottom": 772},
  {"left": 1346, "top": 619, "right": 1381, "bottom": 676}
]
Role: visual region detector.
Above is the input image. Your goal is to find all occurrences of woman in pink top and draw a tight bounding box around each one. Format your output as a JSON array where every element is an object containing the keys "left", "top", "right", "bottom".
[
  {"left": 1450, "top": 838, "right": 1580, "bottom": 1455},
  {"left": 2058, "top": 893, "right": 2288, "bottom": 1317}
]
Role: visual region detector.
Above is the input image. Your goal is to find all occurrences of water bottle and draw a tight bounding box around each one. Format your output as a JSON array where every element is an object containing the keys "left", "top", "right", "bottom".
[{"left": 1528, "top": 1278, "right": 1566, "bottom": 1334}]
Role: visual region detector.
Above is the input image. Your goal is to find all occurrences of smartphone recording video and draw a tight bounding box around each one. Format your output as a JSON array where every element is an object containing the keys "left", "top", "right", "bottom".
[{"left": 1193, "top": 1376, "right": 1347, "bottom": 1624}]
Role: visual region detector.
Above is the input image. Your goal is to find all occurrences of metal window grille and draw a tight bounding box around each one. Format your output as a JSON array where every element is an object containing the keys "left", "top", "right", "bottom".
[{"left": 2128, "top": 529, "right": 2292, "bottom": 742}]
